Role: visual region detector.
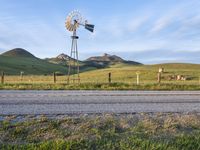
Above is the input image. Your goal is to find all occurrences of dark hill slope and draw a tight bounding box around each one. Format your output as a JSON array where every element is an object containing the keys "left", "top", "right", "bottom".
[
  {"left": 1, "top": 48, "right": 36, "bottom": 58},
  {"left": 0, "top": 49, "right": 67, "bottom": 75}
]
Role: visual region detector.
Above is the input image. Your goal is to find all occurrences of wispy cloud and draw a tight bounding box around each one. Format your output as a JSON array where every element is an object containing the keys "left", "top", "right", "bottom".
[
  {"left": 126, "top": 15, "right": 150, "bottom": 32},
  {"left": 150, "top": 16, "right": 173, "bottom": 33}
]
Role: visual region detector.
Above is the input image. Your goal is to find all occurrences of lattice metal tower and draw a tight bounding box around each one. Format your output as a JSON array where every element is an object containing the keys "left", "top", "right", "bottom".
[{"left": 65, "top": 10, "right": 94, "bottom": 84}]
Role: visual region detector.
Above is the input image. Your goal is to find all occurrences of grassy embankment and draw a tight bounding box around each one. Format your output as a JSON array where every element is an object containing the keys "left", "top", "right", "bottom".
[
  {"left": 0, "top": 113, "right": 200, "bottom": 149},
  {"left": 1, "top": 63, "right": 200, "bottom": 90}
]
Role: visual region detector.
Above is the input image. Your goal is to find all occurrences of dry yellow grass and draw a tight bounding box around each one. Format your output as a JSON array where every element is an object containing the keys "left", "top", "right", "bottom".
[{"left": 3, "top": 64, "right": 200, "bottom": 85}]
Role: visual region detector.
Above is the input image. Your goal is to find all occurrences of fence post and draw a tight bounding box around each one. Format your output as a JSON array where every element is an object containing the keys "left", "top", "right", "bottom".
[
  {"left": 1, "top": 71, "right": 4, "bottom": 84},
  {"left": 136, "top": 71, "right": 140, "bottom": 85},
  {"left": 158, "top": 72, "right": 161, "bottom": 84},
  {"left": 108, "top": 72, "right": 111, "bottom": 84},
  {"left": 20, "top": 71, "right": 24, "bottom": 81},
  {"left": 53, "top": 72, "right": 56, "bottom": 83}
]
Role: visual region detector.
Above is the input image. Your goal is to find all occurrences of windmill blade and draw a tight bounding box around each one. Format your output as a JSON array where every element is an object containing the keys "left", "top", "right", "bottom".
[
  {"left": 65, "top": 10, "right": 82, "bottom": 32},
  {"left": 85, "top": 24, "right": 95, "bottom": 32}
]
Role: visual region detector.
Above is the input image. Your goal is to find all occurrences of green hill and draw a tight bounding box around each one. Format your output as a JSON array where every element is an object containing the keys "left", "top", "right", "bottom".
[
  {"left": 0, "top": 48, "right": 100, "bottom": 75},
  {"left": 1, "top": 48, "right": 36, "bottom": 58},
  {"left": 46, "top": 53, "right": 142, "bottom": 69},
  {"left": 0, "top": 55, "right": 68, "bottom": 75},
  {"left": 0, "top": 48, "right": 68, "bottom": 75}
]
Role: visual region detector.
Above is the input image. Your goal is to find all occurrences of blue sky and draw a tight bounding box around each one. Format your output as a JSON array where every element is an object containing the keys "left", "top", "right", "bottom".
[{"left": 0, "top": 0, "right": 200, "bottom": 64}]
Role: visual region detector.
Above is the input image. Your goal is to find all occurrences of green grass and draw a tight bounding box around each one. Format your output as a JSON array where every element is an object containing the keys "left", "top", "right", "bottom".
[
  {"left": 1, "top": 83, "right": 200, "bottom": 90},
  {"left": 1, "top": 63, "right": 200, "bottom": 90},
  {"left": 0, "top": 113, "right": 200, "bottom": 150}
]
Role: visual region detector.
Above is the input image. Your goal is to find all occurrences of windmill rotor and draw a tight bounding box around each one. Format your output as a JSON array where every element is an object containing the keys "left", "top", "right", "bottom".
[
  {"left": 65, "top": 10, "right": 95, "bottom": 32},
  {"left": 65, "top": 10, "right": 82, "bottom": 32}
]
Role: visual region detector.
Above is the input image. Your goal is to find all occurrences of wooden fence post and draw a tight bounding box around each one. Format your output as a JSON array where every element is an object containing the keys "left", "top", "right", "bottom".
[
  {"left": 53, "top": 72, "right": 56, "bottom": 83},
  {"left": 1, "top": 71, "right": 4, "bottom": 84},
  {"left": 136, "top": 71, "right": 140, "bottom": 85},
  {"left": 158, "top": 72, "right": 161, "bottom": 84},
  {"left": 108, "top": 72, "right": 111, "bottom": 84}
]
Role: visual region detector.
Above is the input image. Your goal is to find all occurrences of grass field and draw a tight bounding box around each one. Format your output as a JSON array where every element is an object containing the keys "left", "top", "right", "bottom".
[
  {"left": 0, "top": 113, "right": 200, "bottom": 150},
  {"left": 1, "top": 63, "right": 200, "bottom": 90}
]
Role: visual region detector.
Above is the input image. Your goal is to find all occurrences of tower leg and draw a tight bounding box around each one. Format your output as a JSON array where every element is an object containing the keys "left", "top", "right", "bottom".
[{"left": 67, "top": 30, "right": 80, "bottom": 84}]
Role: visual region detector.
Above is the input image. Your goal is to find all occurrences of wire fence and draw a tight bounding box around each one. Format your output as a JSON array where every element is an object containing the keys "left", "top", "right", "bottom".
[{"left": 1, "top": 72, "right": 200, "bottom": 85}]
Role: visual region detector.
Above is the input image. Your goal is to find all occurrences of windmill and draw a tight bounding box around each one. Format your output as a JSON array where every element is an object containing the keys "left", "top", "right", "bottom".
[{"left": 65, "top": 10, "right": 94, "bottom": 84}]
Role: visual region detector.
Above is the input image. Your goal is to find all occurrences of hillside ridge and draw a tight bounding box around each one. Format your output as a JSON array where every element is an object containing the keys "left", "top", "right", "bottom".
[
  {"left": 85, "top": 53, "right": 142, "bottom": 66},
  {"left": 1, "top": 48, "right": 36, "bottom": 58}
]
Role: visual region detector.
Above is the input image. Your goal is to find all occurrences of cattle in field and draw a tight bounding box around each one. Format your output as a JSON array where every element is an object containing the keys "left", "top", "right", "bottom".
[{"left": 166, "top": 75, "right": 190, "bottom": 81}]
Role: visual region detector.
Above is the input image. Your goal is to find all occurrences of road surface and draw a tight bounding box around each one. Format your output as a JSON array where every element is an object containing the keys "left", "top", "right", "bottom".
[{"left": 0, "top": 90, "right": 200, "bottom": 115}]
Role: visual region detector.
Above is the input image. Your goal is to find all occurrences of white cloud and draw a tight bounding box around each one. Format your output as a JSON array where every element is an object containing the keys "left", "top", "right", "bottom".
[
  {"left": 127, "top": 15, "right": 149, "bottom": 32},
  {"left": 150, "top": 17, "right": 172, "bottom": 33},
  {"left": 149, "top": 2, "right": 189, "bottom": 34}
]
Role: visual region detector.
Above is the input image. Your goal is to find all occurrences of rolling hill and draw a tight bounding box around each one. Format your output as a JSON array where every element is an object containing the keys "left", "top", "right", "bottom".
[
  {"left": 45, "top": 53, "right": 101, "bottom": 71},
  {"left": 0, "top": 48, "right": 67, "bottom": 75},
  {"left": 1, "top": 48, "right": 36, "bottom": 58},
  {"left": 1, "top": 48, "right": 142, "bottom": 75},
  {"left": 45, "top": 53, "right": 73, "bottom": 65},
  {"left": 46, "top": 53, "right": 142, "bottom": 69},
  {"left": 85, "top": 53, "right": 142, "bottom": 68}
]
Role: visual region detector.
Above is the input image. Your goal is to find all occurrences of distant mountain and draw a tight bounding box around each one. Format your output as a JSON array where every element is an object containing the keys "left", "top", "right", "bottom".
[
  {"left": 46, "top": 53, "right": 142, "bottom": 69},
  {"left": 56, "top": 53, "right": 71, "bottom": 60},
  {"left": 45, "top": 53, "right": 99, "bottom": 71},
  {"left": 85, "top": 53, "right": 142, "bottom": 67},
  {"left": 1, "top": 48, "right": 36, "bottom": 58},
  {"left": 0, "top": 49, "right": 142, "bottom": 75},
  {"left": 87, "top": 53, "right": 124, "bottom": 62},
  {"left": 45, "top": 53, "right": 72, "bottom": 65}
]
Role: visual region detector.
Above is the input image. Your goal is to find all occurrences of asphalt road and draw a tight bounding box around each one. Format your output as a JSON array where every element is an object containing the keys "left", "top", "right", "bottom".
[{"left": 0, "top": 90, "right": 200, "bottom": 115}]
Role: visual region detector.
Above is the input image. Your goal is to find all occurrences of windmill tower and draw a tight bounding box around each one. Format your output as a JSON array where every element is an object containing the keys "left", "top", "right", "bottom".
[{"left": 65, "top": 10, "right": 94, "bottom": 84}]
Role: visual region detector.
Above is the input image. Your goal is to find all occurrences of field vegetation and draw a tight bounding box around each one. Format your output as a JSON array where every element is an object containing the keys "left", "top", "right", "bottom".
[
  {"left": 1, "top": 63, "right": 200, "bottom": 90},
  {"left": 0, "top": 113, "right": 200, "bottom": 150}
]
